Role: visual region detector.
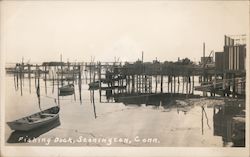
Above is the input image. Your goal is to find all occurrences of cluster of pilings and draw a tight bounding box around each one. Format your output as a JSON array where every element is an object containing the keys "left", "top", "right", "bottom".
[
  {"left": 96, "top": 61, "right": 203, "bottom": 102},
  {"left": 9, "top": 58, "right": 246, "bottom": 103}
]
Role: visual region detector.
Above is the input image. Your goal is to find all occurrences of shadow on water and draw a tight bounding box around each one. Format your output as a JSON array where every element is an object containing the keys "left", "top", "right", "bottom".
[
  {"left": 110, "top": 93, "right": 199, "bottom": 107},
  {"left": 213, "top": 100, "right": 245, "bottom": 147},
  {"left": 108, "top": 90, "right": 246, "bottom": 147},
  {"left": 9, "top": 67, "right": 246, "bottom": 147},
  {"left": 7, "top": 117, "right": 61, "bottom": 143}
]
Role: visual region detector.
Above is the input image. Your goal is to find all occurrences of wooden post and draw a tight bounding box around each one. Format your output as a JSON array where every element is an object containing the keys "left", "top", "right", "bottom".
[
  {"left": 89, "top": 63, "right": 92, "bottom": 84},
  {"left": 138, "top": 75, "right": 141, "bottom": 93},
  {"left": 232, "top": 73, "right": 236, "bottom": 98},
  {"left": 203, "top": 42, "right": 207, "bottom": 97},
  {"left": 98, "top": 63, "right": 102, "bottom": 102},
  {"left": 72, "top": 65, "right": 75, "bottom": 85},
  {"left": 136, "top": 75, "right": 139, "bottom": 93},
  {"left": 167, "top": 75, "right": 169, "bottom": 93},
  {"left": 45, "top": 65, "right": 47, "bottom": 95},
  {"left": 155, "top": 75, "right": 158, "bottom": 93},
  {"left": 201, "top": 107, "right": 204, "bottom": 135},
  {"left": 170, "top": 76, "right": 173, "bottom": 94},
  {"left": 28, "top": 64, "right": 31, "bottom": 93},
  {"left": 14, "top": 73, "right": 17, "bottom": 91},
  {"left": 192, "top": 75, "right": 194, "bottom": 94},
  {"left": 85, "top": 63, "right": 88, "bottom": 84},
  {"left": 20, "top": 64, "right": 23, "bottom": 96},
  {"left": 160, "top": 74, "right": 163, "bottom": 93},
  {"left": 186, "top": 76, "right": 189, "bottom": 95},
  {"left": 61, "top": 55, "right": 64, "bottom": 87},
  {"left": 16, "top": 66, "right": 19, "bottom": 89},
  {"left": 174, "top": 76, "right": 176, "bottom": 93},
  {"left": 78, "top": 65, "right": 82, "bottom": 104},
  {"left": 189, "top": 76, "right": 191, "bottom": 94},
  {"left": 57, "top": 68, "right": 60, "bottom": 106},
  {"left": 141, "top": 75, "right": 144, "bottom": 93},
  {"left": 149, "top": 76, "right": 152, "bottom": 93},
  {"left": 127, "top": 75, "right": 130, "bottom": 93},
  {"left": 92, "top": 71, "right": 97, "bottom": 119},
  {"left": 132, "top": 75, "right": 135, "bottom": 93},
  {"left": 37, "top": 68, "right": 42, "bottom": 111},
  {"left": 52, "top": 71, "right": 55, "bottom": 94},
  {"left": 177, "top": 76, "right": 180, "bottom": 93},
  {"left": 34, "top": 66, "right": 37, "bottom": 87},
  {"left": 182, "top": 76, "right": 184, "bottom": 94}
]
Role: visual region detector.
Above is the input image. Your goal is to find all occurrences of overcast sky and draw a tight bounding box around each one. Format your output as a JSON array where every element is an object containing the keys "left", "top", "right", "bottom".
[{"left": 0, "top": 1, "right": 249, "bottom": 63}]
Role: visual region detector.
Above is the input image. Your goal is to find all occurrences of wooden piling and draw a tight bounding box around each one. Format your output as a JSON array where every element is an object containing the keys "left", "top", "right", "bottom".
[
  {"left": 132, "top": 75, "right": 135, "bottom": 93},
  {"left": 98, "top": 63, "right": 101, "bottom": 102},
  {"left": 155, "top": 75, "right": 158, "bottom": 93},
  {"left": 189, "top": 76, "right": 191, "bottom": 94},
  {"left": 20, "top": 64, "right": 23, "bottom": 96},
  {"left": 52, "top": 71, "right": 55, "bottom": 94},
  {"left": 192, "top": 75, "right": 194, "bottom": 94},
  {"left": 92, "top": 71, "right": 97, "bottom": 119},
  {"left": 182, "top": 76, "right": 184, "bottom": 94},
  {"left": 45, "top": 65, "right": 47, "bottom": 95},
  {"left": 177, "top": 76, "right": 180, "bottom": 93},
  {"left": 174, "top": 76, "right": 176, "bottom": 93},
  {"left": 16, "top": 66, "right": 19, "bottom": 89},
  {"left": 160, "top": 75, "right": 163, "bottom": 93},
  {"left": 28, "top": 64, "right": 31, "bottom": 93},
  {"left": 78, "top": 65, "right": 82, "bottom": 104}
]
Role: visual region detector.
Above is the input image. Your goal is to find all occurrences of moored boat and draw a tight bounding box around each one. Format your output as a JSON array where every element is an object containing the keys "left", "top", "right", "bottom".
[
  {"left": 59, "top": 84, "right": 74, "bottom": 93},
  {"left": 88, "top": 81, "right": 100, "bottom": 90},
  {"left": 7, "top": 106, "right": 60, "bottom": 131}
]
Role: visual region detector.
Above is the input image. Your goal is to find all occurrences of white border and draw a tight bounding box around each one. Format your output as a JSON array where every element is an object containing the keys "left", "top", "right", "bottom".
[{"left": 0, "top": 0, "right": 249, "bottom": 157}]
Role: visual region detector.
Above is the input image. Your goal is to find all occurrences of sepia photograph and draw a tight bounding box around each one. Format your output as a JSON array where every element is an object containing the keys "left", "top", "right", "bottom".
[{"left": 0, "top": 0, "right": 249, "bottom": 157}]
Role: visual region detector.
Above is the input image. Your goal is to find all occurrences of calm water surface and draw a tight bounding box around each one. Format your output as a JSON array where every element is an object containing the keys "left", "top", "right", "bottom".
[{"left": 4, "top": 74, "right": 244, "bottom": 147}]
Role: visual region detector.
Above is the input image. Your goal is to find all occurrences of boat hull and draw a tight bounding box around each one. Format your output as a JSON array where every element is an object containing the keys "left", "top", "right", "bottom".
[
  {"left": 59, "top": 84, "right": 74, "bottom": 93},
  {"left": 7, "top": 106, "right": 60, "bottom": 131}
]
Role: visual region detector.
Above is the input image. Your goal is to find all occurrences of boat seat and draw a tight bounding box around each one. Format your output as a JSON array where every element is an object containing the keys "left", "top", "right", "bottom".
[
  {"left": 27, "top": 117, "right": 40, "bottom": 122},
  {"left": 41, "top": 113, "right": 55, "bottom": 117}
]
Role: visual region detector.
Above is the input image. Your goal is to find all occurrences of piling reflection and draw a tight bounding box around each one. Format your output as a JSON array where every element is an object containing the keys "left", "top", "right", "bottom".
[
  {"left": 7, "top": 118, "right": 61, "bottom": 143},
  {"left": 213, "top": 100, "right": 245, "bottom": 147},
  {"left": 7, "top": 62, "right": 246, "bottom": 147},
  {"left": 110, "top": 92, "right": 200, "bottom": 106}
]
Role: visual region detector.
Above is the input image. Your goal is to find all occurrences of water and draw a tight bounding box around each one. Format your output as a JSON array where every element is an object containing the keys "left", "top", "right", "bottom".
[{"left": 4, "top": 74, "right": 245, "bottom": 147}]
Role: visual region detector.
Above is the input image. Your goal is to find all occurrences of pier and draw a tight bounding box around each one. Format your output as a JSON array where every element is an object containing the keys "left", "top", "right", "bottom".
[
  {"left": 5, "top": 35, "right": 246, "bottom": 104},
  {"left": 4, "top": 34, "right": 247, "bottom": 148}
]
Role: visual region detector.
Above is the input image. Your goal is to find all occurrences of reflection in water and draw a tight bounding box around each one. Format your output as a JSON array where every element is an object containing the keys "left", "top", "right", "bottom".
[
  {"left": 111, "top": 93, "right": 192, "bottom": 107},
  {"left": 213, "top": 102, "right": 245, "bottom": 147},
  {"left": 7, "top": 68, "right": 246, "bottom": 147},
  {"left": 201, "top": 106, "right": 211, "bottom": 135},
  {"left": 7, "top": 117, "right": 60, "bottom": 143}
]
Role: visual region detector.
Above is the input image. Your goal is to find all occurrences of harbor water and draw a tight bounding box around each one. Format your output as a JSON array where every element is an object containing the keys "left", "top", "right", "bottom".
[{"left": 4, "top": 74, "right": 245, "bottom": 147}]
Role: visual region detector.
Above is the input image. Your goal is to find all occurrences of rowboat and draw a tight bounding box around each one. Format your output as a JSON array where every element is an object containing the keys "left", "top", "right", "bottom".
[
  {"left": 7, "top": 106, "right": 60, "bottom": 131},
  {"left": 59, "top": 84, "right": 74, "bottom": 93},
  {"left": 88, "top": 81, "right": 100, "bottom": 90}
]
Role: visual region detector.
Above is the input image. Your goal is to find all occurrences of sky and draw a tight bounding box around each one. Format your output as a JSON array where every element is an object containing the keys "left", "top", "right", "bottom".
[{"left": 0, "top": 1, "right": 249, "bottom": 63}]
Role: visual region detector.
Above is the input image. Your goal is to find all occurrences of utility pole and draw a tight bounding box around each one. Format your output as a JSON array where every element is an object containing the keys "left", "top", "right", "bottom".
[
  {"left": 203, "top": 42, "right": 207, "bottom": 96},
  {"left": 142, "top": 51, "right": 144, "bottom": 63}
]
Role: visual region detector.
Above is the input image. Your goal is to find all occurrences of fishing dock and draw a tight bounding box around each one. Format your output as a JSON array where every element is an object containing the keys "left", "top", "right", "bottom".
[{"left": 6, "top": 35, "right": 246, "bottom": 103}]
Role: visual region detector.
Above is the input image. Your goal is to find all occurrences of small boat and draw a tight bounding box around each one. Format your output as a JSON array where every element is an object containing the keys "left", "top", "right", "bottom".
[
  {"left": 59, "top": 84, "right": 74, "bottom": 93},
  {"left": 7, "top": 106, "right": 60, "bottom": 131},
  {"left": 88, "top": 81, "right": 100, "bottom": 90}
]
